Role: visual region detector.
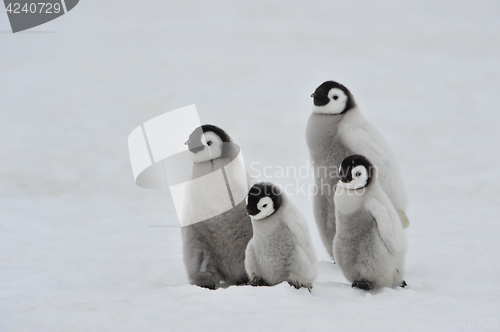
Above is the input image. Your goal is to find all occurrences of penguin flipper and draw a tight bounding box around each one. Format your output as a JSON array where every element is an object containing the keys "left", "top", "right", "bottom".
[
  {"left": 365, "top": 197, "right": 399, "bottom": 255},
  {"left": 281, "top": 200, "right": 316, "bottom": 264},
  {"left": 340, "top": 110, "right": 407, "bottom": 209}
]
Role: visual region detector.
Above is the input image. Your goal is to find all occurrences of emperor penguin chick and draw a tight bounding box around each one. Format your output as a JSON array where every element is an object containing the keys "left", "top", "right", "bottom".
[
  {"left": 245, "top": 183, "right": 317, "bottom": 291},
  {"left": 306, "top": 80, "right": 408, "bottom": 259},
  {"left": 181, "top": 125, "right": 253, "bottom": 289},
  {"left": 333, "top": 155, "right": 407, "bottom": 290}
]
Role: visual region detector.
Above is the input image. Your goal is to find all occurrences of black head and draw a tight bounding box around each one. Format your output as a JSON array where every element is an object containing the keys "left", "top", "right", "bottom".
[
  {"left": 339, "top": 155, "right": 375, "bottom": 189},
  {"left": 311, "top": 81, "right": 356, "bottom": 114},
  {"left": 185, "top": 124, "right": 231, "bottom": 153},
  {"left": 246, "top": 182, "right": 282, "bottom": 220}
]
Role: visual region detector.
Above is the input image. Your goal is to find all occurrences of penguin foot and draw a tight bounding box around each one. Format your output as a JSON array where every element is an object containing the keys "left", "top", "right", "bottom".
[
  {"left": 400, "top": 280, "right": 408, "bottom": 288},
  {"left": 234, "top": 276, "right": 250, "bottom": 286},
  {"left": 288, "top": 280, "right": 313, "bottom": 292},
  {"left": 194, "top": 282, "right": 217, "bottom": 290},
  {"left": 248, "top": 275, "right": 269, "bottom": 287},
  {"left": 352, "top": 280, "right": 374, "bottom": 290},
  {"left": 189, "top": 272, "right": 220, "bottom": 290}
]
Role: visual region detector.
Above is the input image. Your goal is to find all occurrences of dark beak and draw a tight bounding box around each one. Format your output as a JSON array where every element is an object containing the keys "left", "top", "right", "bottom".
[
  {"left": 339, "top": 167, "right": 349, "bottom": 183},
  {"left": 184, "top": 140, "right": 189, "bottom": 145},
  {"left": 311, "top": 92, "right": 316, "bottom": 98},
  {"left": 340, "top": 171, "right": 350, "bottom": 183},
  {"left": 246, "top": 208, "right": 259, "bottom": 217}
]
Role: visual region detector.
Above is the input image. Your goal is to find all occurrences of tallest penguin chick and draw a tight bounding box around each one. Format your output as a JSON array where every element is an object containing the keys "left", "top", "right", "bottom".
[{"left": 306, "top": 81, "right": 408, "bottom": 259}]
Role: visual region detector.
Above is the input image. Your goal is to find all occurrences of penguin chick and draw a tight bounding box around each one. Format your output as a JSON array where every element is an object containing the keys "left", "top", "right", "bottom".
[
  {"left": 245, "top": 182, "right": 317, "bottom": 291},
  {"left": 333, "top": 155, "right": 407, "bottom": 290},
  {"left": 185, "top": 124, "right": 231, "bottom": 163},
  {"left": 306, "top": 80, "right": 409, "bottom": 259},
  {"left": 181, "top": 125, "right": 253, "bottom": 289}
]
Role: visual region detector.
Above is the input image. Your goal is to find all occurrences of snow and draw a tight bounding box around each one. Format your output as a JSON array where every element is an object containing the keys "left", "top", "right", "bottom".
[{"left": 1, "top": 0, "right": 500, "bottom": 331}]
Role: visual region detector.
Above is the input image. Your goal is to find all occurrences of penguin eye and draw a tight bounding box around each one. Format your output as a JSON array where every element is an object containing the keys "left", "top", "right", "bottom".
[
  {"left": 207, "top": 141, "right": 213, "bottom": 146},
  {"left": 262, "top": 204, "right": 268, "bottom": 208},
  {"left": 332, "top": 95, "right": 339, "bottom": 100},
  {"left": 355, "top": 172, "right": 361, "bottom": 177}
]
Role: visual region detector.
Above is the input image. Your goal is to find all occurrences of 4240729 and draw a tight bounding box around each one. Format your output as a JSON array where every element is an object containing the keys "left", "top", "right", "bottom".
[{"left": 5, "top": 2, "right": 62, "bottom": 14}]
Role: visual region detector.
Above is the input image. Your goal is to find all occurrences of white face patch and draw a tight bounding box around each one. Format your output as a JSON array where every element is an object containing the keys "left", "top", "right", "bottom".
[
  {"left": 190, "top": 131, "right": 223, "bottom": 163},
  {"left": 250, "top": 196, "right": 275, "bottom": 220},
  {"left": 338, "top": 165, "right": 369, "bottom": 190},
  {"left": 312, "top": 88, "right": 348, "bottom": 115}
]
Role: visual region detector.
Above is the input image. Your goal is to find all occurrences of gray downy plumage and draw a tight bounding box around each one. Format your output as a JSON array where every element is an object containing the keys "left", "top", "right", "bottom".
[
  {"left": 245, "top": 217, "right": 297, "bottom": 286},
  {"left": 306, "top": 81, "right": 408, "bottom": 260},
  {"left": 333, "top": 155, "right": 406, "bottom": 290},
  {"left": 181, "top": 125, "right": 253, "bottom": 289},
  {"left": 333, "top": 207, "right": 405, "bottom": 289},
  {"left": 245, "top": 183, "right": 317, "bottom": 290},
  {"left": 306, "top": 113, "right": 353, "bottom": 258},
  {"left": 181, "top": 200, "right": 252, "bottom": 289}
]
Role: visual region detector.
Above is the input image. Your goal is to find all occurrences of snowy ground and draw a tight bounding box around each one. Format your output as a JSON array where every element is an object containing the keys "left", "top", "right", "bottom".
[{"left": 1, "top": 1, "right": 500, "bottom": 331}]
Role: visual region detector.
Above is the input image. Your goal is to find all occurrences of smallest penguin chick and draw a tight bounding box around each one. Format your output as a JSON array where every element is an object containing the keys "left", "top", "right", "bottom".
[{"left": 245, "top": 183, "right": 317, "bottom": 291}]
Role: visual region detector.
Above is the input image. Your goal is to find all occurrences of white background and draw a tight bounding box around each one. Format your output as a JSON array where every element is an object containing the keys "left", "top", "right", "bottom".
[{"left": 1, "top": 1, "right": 499, "bottom": 331}]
